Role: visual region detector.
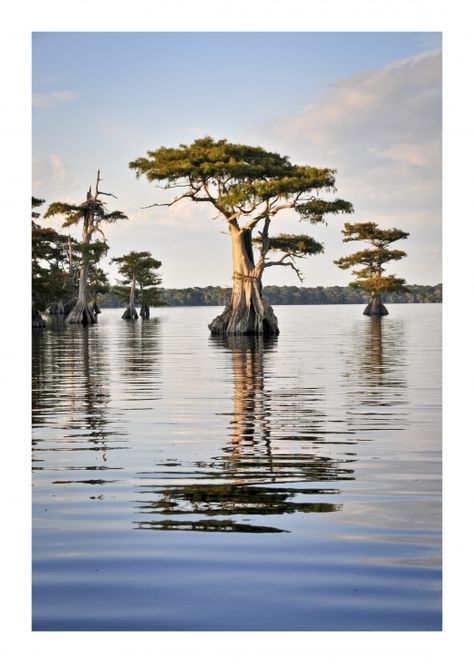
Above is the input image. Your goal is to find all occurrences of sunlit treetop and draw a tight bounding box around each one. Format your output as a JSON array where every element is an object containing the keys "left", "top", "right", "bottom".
[
  {"left": 111, "top": 251, "right": 162, "bottom": 286},
  {"left": 340, "top": 222, "right": 409, "bottom": 247},
  {"left": 129, "top": 136, "right": 353, "bottom": 228}
]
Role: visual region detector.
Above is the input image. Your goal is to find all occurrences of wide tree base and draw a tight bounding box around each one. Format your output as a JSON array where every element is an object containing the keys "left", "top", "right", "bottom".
[
  {"left": 140, "top": 304, "right": 150, "bottom": 318},
  {"left": 209, "top": 300, "right": 280, "bottom": 337},
  {"left": 122, "top": 305, "right": 139, "bottom": 320},
  {"left": 66, "top": 302, "right": 97, "bottom": 325},
  {"left": 363, "top": 296, "right": 389, "bottom": 316}
]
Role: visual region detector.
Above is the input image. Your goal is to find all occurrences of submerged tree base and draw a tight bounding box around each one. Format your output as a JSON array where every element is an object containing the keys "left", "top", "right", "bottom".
[
  {"left": 209, "top": 299, "right": 280, "bottom": 337},
  {"left": 66, "top": 302, "right": 97, "bottom": 325},
  {"left": 122, "top": 305, "right": 139, "bottom": 320},
  {"left": 140, "top": 304, "right": 150, "bottom": 318},
  {"left": 363, "top": 296, "right": 389, "bottom": 316}
]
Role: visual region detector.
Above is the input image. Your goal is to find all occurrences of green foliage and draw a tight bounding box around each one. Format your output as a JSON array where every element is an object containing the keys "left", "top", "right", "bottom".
[
  {"left": 130, "top": 137, "right": 352, "bottom": 222},
  {"left": 44, "top": 173, "right": 128, "bottom": 236},
  {"left": 130, "top": 137, "right": 292, "bottom": 185},
  {"left": 254, "top": 233, "right": 323, "bottom": 257},
  {"left": 111, "top": 250, "right": 162, "bottom": 284},
  {"left": 348, "top": 275, "right": 410, "bottom": 295},
  {"left": 296, "top": 198, "right": 354, "bottom": 224},
  {"left": 79, "top": 239, "right": 109, "bottom": 265},
  {"left": 111, "top": 250, "right": 163, "bottom": 306},
  {"left": 44, "top": 202, "right": 84, "bottom": 228},
  {"left": 88, "top": 266, "right": 110, "bottom": 298},
  {"left": 341, "top": 222, "right": 409, "bottom": 246},
  {"left": 130, "top": 137, "right": 352, "bottom": 285},
  {"left": 41, "top": 173, "right": 127, "bottom": 312},
  {"left": 335, "top": 222, "right": 409, "bottom": 297},
  {"left": 32, "top": 197, "right": 45, "bottom": 219},
  {"left": 32, "top": 197, "right": 79, "bottom": 310},
  {"left": 335, "top": 248, "right": 407, "bottom": 271}
]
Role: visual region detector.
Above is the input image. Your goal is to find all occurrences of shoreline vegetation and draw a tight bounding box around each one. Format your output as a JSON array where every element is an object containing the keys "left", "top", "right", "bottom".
[{"left": 99, "top": 284, "right": 442, "bottom": 308}]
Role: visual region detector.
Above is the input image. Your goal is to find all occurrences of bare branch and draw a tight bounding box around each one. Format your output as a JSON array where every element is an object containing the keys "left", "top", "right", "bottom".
[
  {"left": 95, "top": 170, "right": 101, "bottom": 197},
  {"left": 142, "top": 191, "right": 193, "bottom": 209},
  {"left": 142, "top": 202, "right": 165, "bottom": 209},
  {"left": 264, "top": 257, "right": 304, "bottom": 282}
]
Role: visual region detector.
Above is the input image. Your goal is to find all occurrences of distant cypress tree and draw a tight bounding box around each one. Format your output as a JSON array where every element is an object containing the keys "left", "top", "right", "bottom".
[
  {"left": 111, "top": 251, "right": 162, "bottom": 319},
  {"left": 334, "top": 222, "right": 409, "bottom": 316},
  {"left": 44, "top": 171, "right": 127, "bottom": 325}
]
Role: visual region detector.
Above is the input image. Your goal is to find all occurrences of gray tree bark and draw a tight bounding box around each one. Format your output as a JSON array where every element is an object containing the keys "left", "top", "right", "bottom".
[
  {"left": 122, "top": 274, "right": 138, "bottom": 320},
  {"left": 66, "top": 263, "right": 97, "bottom": 325}
]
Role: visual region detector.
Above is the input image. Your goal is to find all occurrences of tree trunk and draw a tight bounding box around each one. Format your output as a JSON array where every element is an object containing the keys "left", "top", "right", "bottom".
[
  {"left": 363, "top": 293, "right": 389, "bottom": 316},
  {"left": 66, "top": 263, "right": 97, "bottom": 325},
  {"left": 140, "top": 303, "right": 150, "bottom": 318},
  {"left": 122, "top": 274, "right": 138, "bottom": 320},
  {"left": 209, "top": 227, "right": 279, "bottom": 336}
]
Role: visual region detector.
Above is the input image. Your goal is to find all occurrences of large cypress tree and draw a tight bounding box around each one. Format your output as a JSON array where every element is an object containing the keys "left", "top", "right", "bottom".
[{"left": 129, "top": 137, "right": 352, "bottom": 336}]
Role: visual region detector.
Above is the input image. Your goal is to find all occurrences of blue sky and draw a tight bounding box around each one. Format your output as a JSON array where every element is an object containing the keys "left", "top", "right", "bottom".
[{"left": 33, "top": 32, "right": 442, "bottom": 288}]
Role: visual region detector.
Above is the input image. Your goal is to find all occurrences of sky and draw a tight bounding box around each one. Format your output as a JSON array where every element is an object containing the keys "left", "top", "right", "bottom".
[{"left": 32, "top": 31, "right": 442, "bottom": 289}]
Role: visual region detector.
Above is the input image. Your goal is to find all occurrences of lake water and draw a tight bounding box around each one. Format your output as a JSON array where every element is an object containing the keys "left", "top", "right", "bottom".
[{"left": 32, "top": 304, "right": 441, "bottom": 631}]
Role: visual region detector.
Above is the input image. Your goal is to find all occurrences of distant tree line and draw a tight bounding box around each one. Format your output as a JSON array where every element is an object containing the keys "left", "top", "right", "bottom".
[{"left": 98, "top": 283, "right": 442, "bottom": 308}]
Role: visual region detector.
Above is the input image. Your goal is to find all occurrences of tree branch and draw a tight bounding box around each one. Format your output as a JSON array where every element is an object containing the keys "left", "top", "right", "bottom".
[
  {"left": 264, "top": 257, "right": 304, "bottom": 282},
  {"left": 91, "top": 226, "right": 108, "bottom": 244},
  {"left": 142, "top": 191, "right": 193, "bottom": 209},
  {"left": 98, "top": 190, "right": 118, "bottom": 199}
]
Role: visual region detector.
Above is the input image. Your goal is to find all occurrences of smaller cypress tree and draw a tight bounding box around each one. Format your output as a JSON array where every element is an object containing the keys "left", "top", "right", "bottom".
[
  {"left": 111, "top": 251, "right": 162, "bottom": 320},
  {"left": 334, "top": 222, "right": 409, "bottom": 316}
]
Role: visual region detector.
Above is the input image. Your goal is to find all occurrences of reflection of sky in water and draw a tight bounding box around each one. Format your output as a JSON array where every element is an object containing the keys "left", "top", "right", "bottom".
[{"left": 32, "top": 304, "right": 441, "bottom": 631}]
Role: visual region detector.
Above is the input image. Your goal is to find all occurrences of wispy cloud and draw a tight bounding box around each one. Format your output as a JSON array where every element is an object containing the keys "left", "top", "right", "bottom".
[
  {"left": 266, "top": 50, "right": 442, "bottom": 217},
  {"left": 32, "top": 90, "right": 80, "bottom": 109},
  {"left": 254, "top": 50, "right": 442, "bottom": 284}
]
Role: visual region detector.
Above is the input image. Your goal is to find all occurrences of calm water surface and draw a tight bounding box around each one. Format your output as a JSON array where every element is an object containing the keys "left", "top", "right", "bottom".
[{"left": 32, "top": 304, "right": 441, "bottom": 630}]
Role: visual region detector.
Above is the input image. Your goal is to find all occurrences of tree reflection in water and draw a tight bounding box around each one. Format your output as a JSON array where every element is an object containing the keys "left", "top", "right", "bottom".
[
  {"left": 345, "top": 316, "right": 408, "bottom": 432},
  {"left": 135, "top": 336, "right": 354, "bottom": 534},
  {"left": 32, "top": 323, "right": 126, "bottom": 492}
]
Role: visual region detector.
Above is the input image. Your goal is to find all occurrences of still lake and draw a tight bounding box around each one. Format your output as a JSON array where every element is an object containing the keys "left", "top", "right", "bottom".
[{"left": 32, "top": 303, "right": 441, "bottom": 631}]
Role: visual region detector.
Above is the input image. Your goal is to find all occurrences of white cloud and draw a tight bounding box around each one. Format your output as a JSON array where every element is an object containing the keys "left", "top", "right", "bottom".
[
  {"left": 33, "top": 153, "right": 69, "bottom": 196},
  {"left": 32, "top": 90, "right": 80, "bottom": 109},
  {"left": 255, "top": 50, "right": 442, "bottom": 285},
  {"left": 269, "top": 51, "right": 441, "bottom": 199}
]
